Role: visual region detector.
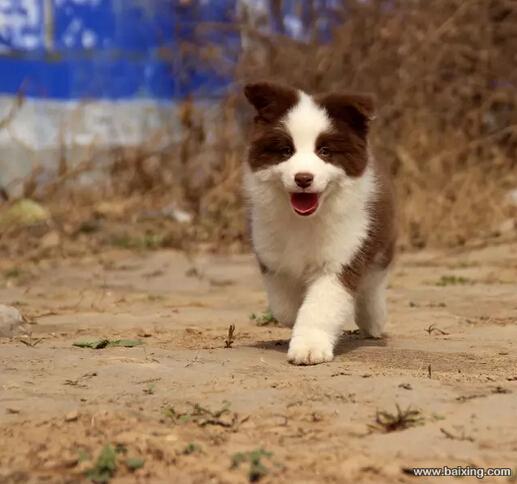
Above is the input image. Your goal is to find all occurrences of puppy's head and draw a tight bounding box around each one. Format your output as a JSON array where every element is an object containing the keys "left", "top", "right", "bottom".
[{"left": 244, "top": 81, "right": 374, "bottom": 217}]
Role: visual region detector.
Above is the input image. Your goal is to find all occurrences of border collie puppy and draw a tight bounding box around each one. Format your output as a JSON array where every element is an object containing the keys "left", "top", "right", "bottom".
[{"left": 243, "top": 81, "right": 396, "bottom": 365}]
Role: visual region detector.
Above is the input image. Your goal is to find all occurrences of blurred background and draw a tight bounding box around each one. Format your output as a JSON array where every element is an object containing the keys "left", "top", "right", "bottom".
[{"left": 0, "top": 0, "right": 515, "bottom": 258}]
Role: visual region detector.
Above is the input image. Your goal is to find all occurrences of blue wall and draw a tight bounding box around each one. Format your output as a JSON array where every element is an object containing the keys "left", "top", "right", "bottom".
[
  {"left": 0, "top": 0, "right": 239, "bottom": 100},
  {"left": 0, "top": 0, "right": 338, "bottom": 102}
]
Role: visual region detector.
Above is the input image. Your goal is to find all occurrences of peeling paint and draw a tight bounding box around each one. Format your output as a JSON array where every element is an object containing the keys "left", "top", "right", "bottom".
[{"left": 0, "top": 0, "right": 44, "bottom": 52}]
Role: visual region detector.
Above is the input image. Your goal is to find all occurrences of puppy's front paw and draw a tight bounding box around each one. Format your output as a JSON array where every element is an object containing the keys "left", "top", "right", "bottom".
[{"left": 287, "top": 331, "right": 334, "bottom": 365}]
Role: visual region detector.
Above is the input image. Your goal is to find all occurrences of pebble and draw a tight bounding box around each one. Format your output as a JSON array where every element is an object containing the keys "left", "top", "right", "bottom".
[
  {"left": 0, "top": 305, "right": 28, "bottom": 338},
  {"left": 65, "top": 410, "right": 79, "bottom": 422}
]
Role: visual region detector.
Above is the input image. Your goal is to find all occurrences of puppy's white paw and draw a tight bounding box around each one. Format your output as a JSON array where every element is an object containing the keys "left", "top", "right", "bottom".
[{"left": 287, "top": 331, "right": 334, "bottom": 365}]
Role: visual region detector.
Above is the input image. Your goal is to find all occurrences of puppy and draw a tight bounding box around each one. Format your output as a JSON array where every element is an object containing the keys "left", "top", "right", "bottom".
[{"left": 243, "top": 81, "right": 396, "bottom": 365}]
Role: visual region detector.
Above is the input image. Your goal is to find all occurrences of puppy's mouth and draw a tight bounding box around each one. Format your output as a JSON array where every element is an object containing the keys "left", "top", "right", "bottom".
[{"left": 290, "top": 192, "right": 319, "bottom": 216}]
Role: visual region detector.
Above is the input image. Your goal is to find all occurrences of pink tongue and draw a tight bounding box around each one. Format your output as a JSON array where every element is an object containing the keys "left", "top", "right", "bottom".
[{"left": 290, "top": 193, "right": 319, "bottom": 215}]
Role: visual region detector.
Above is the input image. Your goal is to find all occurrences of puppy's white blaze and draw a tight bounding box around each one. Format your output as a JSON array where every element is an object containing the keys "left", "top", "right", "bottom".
[
  {"left": 283, "top": 92, "right": 331, "bottom": 152},
  {"left": 279, "top": 92, "right": 338, "bottom": 193}
]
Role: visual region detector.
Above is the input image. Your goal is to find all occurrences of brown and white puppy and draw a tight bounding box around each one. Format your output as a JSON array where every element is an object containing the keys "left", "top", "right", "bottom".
[{"left": 243, "top": 81, "right": 396, "bottom": 365}]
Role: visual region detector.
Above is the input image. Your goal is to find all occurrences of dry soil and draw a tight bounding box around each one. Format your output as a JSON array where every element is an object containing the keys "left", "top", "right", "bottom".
[{"left": 1, "top": 241, "right": 516, "bottom": 483}]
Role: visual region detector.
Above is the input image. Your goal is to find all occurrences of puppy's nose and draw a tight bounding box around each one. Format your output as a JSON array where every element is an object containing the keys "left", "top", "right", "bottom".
[{"left": 294, "top": 172, "right": 314, "bottom": 189}]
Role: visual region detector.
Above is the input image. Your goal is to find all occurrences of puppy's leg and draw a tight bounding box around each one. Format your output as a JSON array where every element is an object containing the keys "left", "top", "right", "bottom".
[
  {"left": 355, "top": 268, "right": 388, "bottom": 338},
  {"left": 288, "top": 274, "right": 353, "bottom": 365},
  {"left": 263, "top": 272, "right": 304, "bottom": 327}
]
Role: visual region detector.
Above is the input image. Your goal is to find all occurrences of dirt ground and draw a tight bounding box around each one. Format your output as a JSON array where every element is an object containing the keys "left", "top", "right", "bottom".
[{"left": 1, "top": 239, "right": 516, "bottom": 483}]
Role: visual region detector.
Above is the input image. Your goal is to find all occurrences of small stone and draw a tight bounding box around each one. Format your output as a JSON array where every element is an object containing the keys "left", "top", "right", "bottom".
[
  {"left": 0, "top": 305, "right": 28, "bottom": 338},
  {"left": 162, "top": 204, "right": 193, "bottom": 224},
  {"left": 65, "top": 410, "right": 79, "bottom": 422}
]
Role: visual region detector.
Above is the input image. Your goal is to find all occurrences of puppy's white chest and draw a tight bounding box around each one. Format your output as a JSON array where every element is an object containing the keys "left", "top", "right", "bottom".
[{"left": 253, "top": 214, "right": 354, "bottom": 280}]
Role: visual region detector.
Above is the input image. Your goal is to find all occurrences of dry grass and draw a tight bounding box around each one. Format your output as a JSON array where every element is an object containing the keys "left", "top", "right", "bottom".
[
  {"left": 369, "top": 405, "right": 425, "bottom": 433},
  {"left": 0, "top": 0, "right": 515, "bottom": 258}
]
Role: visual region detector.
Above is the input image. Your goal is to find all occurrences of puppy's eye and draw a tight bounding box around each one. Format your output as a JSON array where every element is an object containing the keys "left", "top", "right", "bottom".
[
  {"left": 318, "top": 146, "right": 331, "bottom": 158},
  {"left": 280, "top": 146, "right": 293, "bottom": 159}
]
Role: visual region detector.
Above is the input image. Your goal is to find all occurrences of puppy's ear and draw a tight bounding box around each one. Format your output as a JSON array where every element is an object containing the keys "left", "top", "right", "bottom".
[
  {"left": 244, "top": 82, "right": 298, "bottom": 122},
  {"left": 317, "top": 92, "right": 375, "bottom": 137}
]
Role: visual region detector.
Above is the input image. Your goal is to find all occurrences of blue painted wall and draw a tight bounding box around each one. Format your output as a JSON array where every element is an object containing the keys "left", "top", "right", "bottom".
[
  {"left": 0, "top": 0, "right": 338, "bottom": 102},
  {"left": 0, "top": 0, "right": 239, "bottom": 100}
]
